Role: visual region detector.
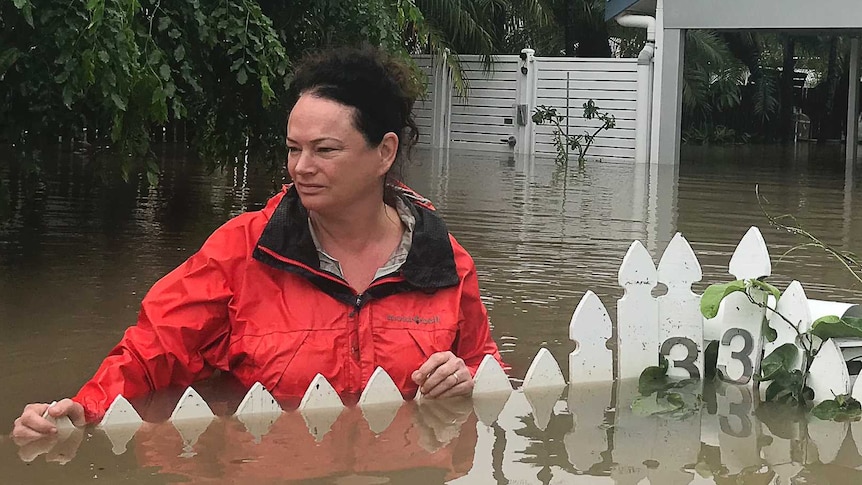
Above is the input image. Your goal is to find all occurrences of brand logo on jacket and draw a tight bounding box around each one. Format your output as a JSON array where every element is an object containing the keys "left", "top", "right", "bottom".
[{"left": 386, "top": 314, "right": 440, "bottom": 325}]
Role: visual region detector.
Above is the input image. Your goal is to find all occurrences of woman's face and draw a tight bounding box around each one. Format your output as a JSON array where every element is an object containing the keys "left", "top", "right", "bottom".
[{"left": 286, "top": 94, "right": 397, "bottom": 215}]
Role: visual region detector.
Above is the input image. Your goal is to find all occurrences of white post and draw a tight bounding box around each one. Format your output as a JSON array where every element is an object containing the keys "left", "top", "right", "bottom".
[
  {"left": 431, "top": 50, "right": 452, "bottom": 150},
  {"left": 650, "top": 0, "right": 685, "bottom": 165},
  {"left": 515, "top": 48, "right": 537, "bottom": 155},
  {"left": 846, "top": 37, "right": 860, "bottom": 166},
  {"left": 615, "top": 15, "right": 656, "bottom": 164}
]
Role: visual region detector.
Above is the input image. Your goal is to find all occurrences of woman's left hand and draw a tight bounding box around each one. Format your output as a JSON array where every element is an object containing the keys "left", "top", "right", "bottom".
[{"left": 411, "top": 351, "right": 473, "bottom": 399}]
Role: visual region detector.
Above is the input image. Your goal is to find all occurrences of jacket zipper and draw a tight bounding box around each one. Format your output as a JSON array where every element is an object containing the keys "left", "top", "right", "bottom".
[{"left": 349, "top": 294, "right": 363, "bottom": 362}]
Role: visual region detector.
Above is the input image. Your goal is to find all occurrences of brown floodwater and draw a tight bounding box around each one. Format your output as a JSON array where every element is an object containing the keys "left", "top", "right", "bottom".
[{"left": 1, "top": 144, "right": 861, "bottom": 484}]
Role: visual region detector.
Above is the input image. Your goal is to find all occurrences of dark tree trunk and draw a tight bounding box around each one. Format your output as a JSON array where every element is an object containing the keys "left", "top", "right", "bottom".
[
  {"left": 779, "top": 36, "right": 797, "bottom": 144},
  {"left": 818, "top": 37, "right": 841, "bottom": 143},
  {"left": 720, "top": 32, "right": 761, "bottom": 76},
  {"left": 563, "top": 1, "right": 576, "bottom": 56},
  {"left": 575, "top": 22, "right": 612, "bottom": 58}
]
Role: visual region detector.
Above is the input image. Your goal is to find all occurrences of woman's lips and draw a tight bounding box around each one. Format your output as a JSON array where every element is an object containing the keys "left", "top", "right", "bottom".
[{"left": 296, "top": 183, "right": 324, "bottom": 192}]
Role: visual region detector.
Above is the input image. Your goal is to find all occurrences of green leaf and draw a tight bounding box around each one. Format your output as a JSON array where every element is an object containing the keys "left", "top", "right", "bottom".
[
  {"left": 812, "top": 395, "right": 862, "bottom": 422},
  {"left": 750, "top": 278, "right": 781, "bottom": 300},
  {"left": 110, "top": 93, "right": 127, "bottom": 111},
  {"left": 632, "top": 392, "right": 684, "bottom": 416},
  {"left": 236, "top": 67, "right": 248, "bottom": 85},
  {"left": 146, "top": 170, "right": 159, "bottom": 187},
  {"left": 158, "top": 17, "right": 170, "bottom": 32},
  {"left": 159, "top": 64, "right": 171, "bottom": 81},
  {"left": 14, "top": 0, "right": 33, "bottom": 26},
  {"left": 811, "top": 315, "right": 862, "bottom": 339},
  {"left": 260, "top": 75, "right": 274, "bottom": 106},
  {"left": 762, "top": 318, "right": 777, "bottom": 343},
  {"left": 638, "top": 354, "right": 669, "bottom": 395},
  {"left": 700, "top": 280, "right": 747, "bottom": 319},
  {"left": 0, "top": 48, "right": 21, "bottom": 77},
  {"left": 759, "top": 343, "right": 799, "bottom": 381},
  {"left": 174, "top": 45, "right": 185, "bottom": 62}
]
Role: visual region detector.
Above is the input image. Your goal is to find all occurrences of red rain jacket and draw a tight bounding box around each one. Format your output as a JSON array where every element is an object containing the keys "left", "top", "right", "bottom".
[{"left": 73, "top": 185, "right": 503, "bottom": 422}]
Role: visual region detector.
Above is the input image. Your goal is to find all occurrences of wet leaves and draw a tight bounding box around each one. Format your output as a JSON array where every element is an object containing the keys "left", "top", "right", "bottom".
[
  {"left": 760, "top": 343, "right": 799, "bottom": 381},
  {"left": 812, "top": 395, "right": 862, "bottom": 422},
  {"left": 634, "top": 355, "right": 701, "bottom": 418},
  {"left": 700, "top": 279, "right": 747, "bottom": 319},
  {"left": 810, "top": 315, "right": 862, "bottom": 339}
]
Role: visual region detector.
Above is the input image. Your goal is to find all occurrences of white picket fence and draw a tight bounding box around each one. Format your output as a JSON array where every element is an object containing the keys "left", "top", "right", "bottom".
[
  {"left": 81, "top": 226, "right": 861, "bottom": 459},
  {"left": 414, "top": 51, "right": 639, "bottom": 161}
]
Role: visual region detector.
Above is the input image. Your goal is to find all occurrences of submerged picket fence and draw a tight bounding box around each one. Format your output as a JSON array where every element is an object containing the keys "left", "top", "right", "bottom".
[{"left": 66, "top": 226, "right": 862, "bottom": 459}]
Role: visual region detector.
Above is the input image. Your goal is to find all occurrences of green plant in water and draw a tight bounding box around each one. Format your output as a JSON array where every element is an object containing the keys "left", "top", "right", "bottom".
[
  {"left": 636, "top": 275, "right": 862, "bottom": 421},
  {"left": 633, "top": 355, "right": 702, "bottom": 418},
  {"left": 636, "top": 186, "right": 862, "bottom": 421},
  {"left": 812, "top": 393, "right": 862, "bottom": 421},
  {"left": 532, "top": 100, "right": 616, "bottom": 168},
  {"left": 699, "top": 276, "right": 862, "bottom": 420}
]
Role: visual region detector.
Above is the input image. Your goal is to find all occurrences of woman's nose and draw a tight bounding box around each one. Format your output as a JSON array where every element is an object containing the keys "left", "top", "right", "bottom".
[{"left": 292, "top": 150, "right": 315, "bottom": 174}]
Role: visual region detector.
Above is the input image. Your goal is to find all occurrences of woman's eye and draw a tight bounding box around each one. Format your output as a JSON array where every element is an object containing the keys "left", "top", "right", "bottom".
[
  {"left": 287, "top": 146, "right": 300, "bottom": 154},
  {"left": 317, "top": 147, "right": 336, "bottom": 153}
]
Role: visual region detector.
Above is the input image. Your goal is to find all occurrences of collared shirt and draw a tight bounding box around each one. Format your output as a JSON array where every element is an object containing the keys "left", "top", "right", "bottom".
[{"left": 308, "top": 198, "right": 416, "bottom": 281}]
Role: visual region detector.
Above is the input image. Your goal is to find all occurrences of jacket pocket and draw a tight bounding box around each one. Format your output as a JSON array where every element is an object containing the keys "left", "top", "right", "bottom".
[
  {"left": 406, "top": 327, "right": 458, "bottom": 359},
  {"left": 234, "top": 330, "right": 311, "bottom": 394}
]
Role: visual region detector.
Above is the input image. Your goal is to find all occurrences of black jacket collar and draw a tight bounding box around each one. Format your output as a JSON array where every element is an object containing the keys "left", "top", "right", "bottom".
[{"left": 252, "top": 186, "right": 459, "bottom": 296}]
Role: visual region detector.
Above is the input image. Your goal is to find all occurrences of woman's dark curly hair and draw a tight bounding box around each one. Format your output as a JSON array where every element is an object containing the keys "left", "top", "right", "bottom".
[{"left": 287, "top": 46, "right": 422, "bottom": 196}]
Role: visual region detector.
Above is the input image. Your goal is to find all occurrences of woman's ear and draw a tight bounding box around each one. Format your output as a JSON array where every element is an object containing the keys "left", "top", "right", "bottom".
[{"left": 377, "top": 132, "right": 400, "bottom": 175}]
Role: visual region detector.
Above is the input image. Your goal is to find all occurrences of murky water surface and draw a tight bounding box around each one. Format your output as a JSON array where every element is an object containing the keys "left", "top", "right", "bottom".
[{"left": 1, "top": 144, "right": 861, "bottom": 483}]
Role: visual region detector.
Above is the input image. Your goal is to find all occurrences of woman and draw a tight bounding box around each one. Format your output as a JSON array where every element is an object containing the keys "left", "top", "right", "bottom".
[{"left": 12, "top": 46, "right": 503, "bottom": 440}]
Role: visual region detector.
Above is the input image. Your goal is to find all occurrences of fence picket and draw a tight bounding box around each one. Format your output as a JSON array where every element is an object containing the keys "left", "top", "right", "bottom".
[
  {"left": 359, "top": 368, "right": 403, "bottom": 435},
  {"left": 234, "top": 382, "right": 282, "bottom": 417},
  {"left": 99, "top": 394, "right": 143, "bottom": 429},
  {"left": 618, "top": 240, "right": 659, "bottom": 379},
  {"left": 473, "top": 354, "right": 513, "bottom": 395},
  {"left": 523, "top": 347, "right": 566, "bottom": 390},
  {"left": 569, "top": 291, "right": 613, "bottom": 383},
  {"left": 657, "top": 233, "right": 704, "bottom": 379},
  {"left": 715, "top": 227, "right": 771, "bottom": 386},
  {"left": 299, "top": 374, "right": 344, "bottom": 412},
  {"left": 763, "top": 281, "right": 810, "bottom": 370},
  {"left": 170, "top": 387, "right": 214, "bottom": 422},
  {"left": 359, "top": 367, "right": 403, "bottom": 406},
  {"left": 808, "top": 339, "right": 850, "bottom": 403}
]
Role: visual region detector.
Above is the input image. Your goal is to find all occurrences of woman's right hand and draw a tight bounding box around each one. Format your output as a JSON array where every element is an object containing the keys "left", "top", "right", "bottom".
[{"left": 11, "top": 399, "right": 85, "bottom": 444}]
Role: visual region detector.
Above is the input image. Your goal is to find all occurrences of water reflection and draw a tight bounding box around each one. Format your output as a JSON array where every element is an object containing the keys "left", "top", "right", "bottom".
[
  {"left": 8, "top": 380, "right": 862, "bottom": 484},
  {"left": 2, "top": 144, "right": 862, "bottom": 483}
]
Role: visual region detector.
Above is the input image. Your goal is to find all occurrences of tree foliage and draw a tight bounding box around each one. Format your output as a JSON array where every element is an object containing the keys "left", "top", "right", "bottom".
[
  {"left": 1, "top": 0, "right": 574, "bottom": 171},
  {"left": 2, "top": 0, "right": 292, "bottom": 171}
]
